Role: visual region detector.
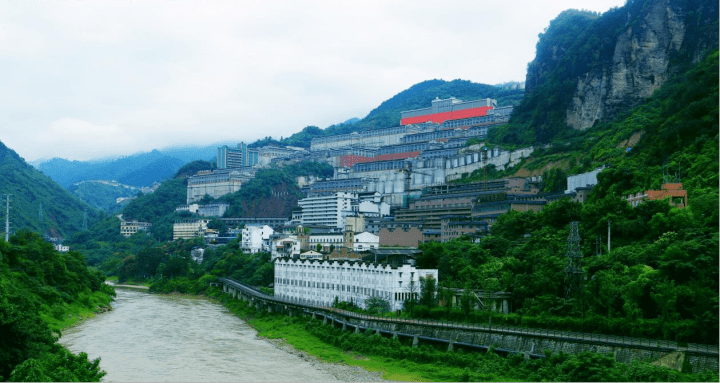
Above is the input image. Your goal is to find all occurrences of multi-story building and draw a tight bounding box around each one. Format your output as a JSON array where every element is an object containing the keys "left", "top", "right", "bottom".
[
  {"left": 119, "top": 216, "right": 152, "bottom": 238},
  {"left": 241, "top": 225, "right": 274, "bottom": 254},
  {"left": 299, "top": 192, "right": 357, "bottom": 229},
  {"left": 306, "top": 233, "right": 344, "bottom": 252},
  {"left": 176, "top": 203, "right": 230, "bottom": 217},
  {"left": 439, "top": 215, "right": 489, "bottom": 242},
  {"left": 274, "top": 250, "right": 438, "bottom": 311},
  {"left": 173, "top": 219, "right": 210, "bottom": 240},
  {"left": 220, "top": 217, "right": 289, "bottom": 229},
  {"left": 400, "top": 97, "right": 512, "bottom": 129},
  {"left": 309, "top": 125, "right": 431, "bottom": 151},
  {"left": 393, "top": 178, "right": 543, "bottom": 232},
  {"left": 217, "top": 142, "right": 259, "bottom": 169},
  {"left": 470, "top": 193, "right": 566, "bottom": 225},
  {"left": 270, "top": 234, "right": 301, "bottom": 260},
  {"left": 186, "top": 169, "right": 253, "bottom": 204}
]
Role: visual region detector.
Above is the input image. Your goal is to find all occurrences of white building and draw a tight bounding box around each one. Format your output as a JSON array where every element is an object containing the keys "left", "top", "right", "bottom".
[
  {"left": 270, "top": 235, "right": 301, "bottom": 260},
  {"left": 186, "top": 170, "right": 252, "bottom": 204},
  {"left": 307, "top": 233, "right": 344, "bottom": 252},
  {"left": 351, "top": 231, "right": 379, "bottom": 251},
  {"left": 565, "top": 166, "right": 605, "bottom": 194},
  {"left": 173, "top": 219, "right": 210, "bottom": 240},
  {"left": 119, "top": 216, "right": 152, "bottom": 238},
  {"left": 274, "top": 256, "right": 438, "bottom": 311},
  {"left": 299, "top": 192, "right": 357, "bottom": 229},
  {"left": 241, "top": 225, "right": 274, "bottom": 254}
]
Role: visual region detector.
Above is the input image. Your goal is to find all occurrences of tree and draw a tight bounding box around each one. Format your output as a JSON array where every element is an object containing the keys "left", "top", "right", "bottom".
[{"left": 419, "top": 276, "right": 437, "bottom": 308}]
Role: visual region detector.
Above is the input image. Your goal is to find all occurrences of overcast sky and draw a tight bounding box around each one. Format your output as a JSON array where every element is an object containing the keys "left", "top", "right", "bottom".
[{"left": 1, "top": 0, "right": 625, "bottom": 162}]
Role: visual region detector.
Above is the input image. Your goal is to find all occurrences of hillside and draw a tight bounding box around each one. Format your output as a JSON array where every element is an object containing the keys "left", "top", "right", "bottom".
[
  {"left": 38, "top": 149, "right": 187, "bottom": 189},
  {"left": 491, "top": 0, "right": 718, "bottom": 145},
  {"left": 69, "top": 181, "right": 139, "bottom": 213},
  {"left": 264, "top": 79, "right": 525, "bottom": 148},
  {"left": 0, "top": 141, "right": 101, "bottom": 239}
]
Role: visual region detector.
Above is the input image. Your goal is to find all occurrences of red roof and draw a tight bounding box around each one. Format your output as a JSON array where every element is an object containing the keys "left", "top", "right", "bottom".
[{"left": 401, "top": 106, "right": 493, "bottom": 125}]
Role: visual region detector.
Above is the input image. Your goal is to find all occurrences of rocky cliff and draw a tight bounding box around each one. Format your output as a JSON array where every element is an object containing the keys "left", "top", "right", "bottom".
[
  {"left": 565, "top": 0, "right": 717, "bottom": 130},
  {"left": 521, "top": 0, "right": 718, "bottom": 137}
]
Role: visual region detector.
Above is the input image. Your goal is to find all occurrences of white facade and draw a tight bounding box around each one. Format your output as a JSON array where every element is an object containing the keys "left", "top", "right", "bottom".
[
  {"left": 270, "top": 235, "right": 301, "bottom": 260},
  {"left": 173, "top": 219, "right": 210, "bottom": 240},
  {"left": 352, "top": 231, "right": 379, "bottom": 251},
  {"left": 274, "top": 258, "right": 438, "bottom": 311},
  {"left": 299, "top": 192, "right": 357, "bottom": 229},
  {"left": 307, "top": 233, "right": 344, "bottom": 252},
  {"left": 565, "top": 167, "right": 605, "bottom": 194},
  {"left": 357, "top": 200, "right": 391, "bottom": 217},
  {"left": 241, "top": 225, "right": 274, "bottom": 254}
]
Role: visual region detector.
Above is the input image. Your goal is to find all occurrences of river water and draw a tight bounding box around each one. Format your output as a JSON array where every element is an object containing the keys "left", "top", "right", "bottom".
[{"left": 60, "top": 288, "right": 341, "bottom": 382}]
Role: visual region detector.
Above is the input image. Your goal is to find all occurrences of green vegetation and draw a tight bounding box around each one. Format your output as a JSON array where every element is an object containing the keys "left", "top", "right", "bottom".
[
  {"left": 37, "top": 149, "right": 185, "bottom": 189},
  {"left": 205, "top": 287, "right": 717, "bottom": 382},
  {"left": 0, "top": 230, "right": 114, "bottom": 381},
  {"left": 0, "top": 141, "right": 102, "bottom": 239},
  {"left": 69, "top": 181, "right": 139, "bottom": 213},
  {"left": 174, "top": 159, "right": 215, "bottom": 178}
]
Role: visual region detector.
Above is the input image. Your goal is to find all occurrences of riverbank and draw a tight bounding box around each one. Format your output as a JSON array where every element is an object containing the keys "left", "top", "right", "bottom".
[
  {"left": 206, "top": 287, "right": 466, "bottom": 382},
  {"left": 42, "top": 289, "right": 115, "bottom": 332}
]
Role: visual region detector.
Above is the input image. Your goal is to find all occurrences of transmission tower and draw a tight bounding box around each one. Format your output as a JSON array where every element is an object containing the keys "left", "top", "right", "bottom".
[
  {"left": 82, "top": 209, "right": 88, "bottom": 231},
  {"left": 564, "top": 221, "right": 583, "bottom": 299}
]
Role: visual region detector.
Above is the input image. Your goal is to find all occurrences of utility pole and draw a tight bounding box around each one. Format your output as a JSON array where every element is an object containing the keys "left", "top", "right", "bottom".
[{"left": 4, "top": 195, "right": 11, "bottom": 242}]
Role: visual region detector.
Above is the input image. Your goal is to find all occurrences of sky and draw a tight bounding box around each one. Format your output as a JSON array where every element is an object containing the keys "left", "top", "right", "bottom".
[{"left": 0, "top": 0, "right": 626, "bottom": 163}]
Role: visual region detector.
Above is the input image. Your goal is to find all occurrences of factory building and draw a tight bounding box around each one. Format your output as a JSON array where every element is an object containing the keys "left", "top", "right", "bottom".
[
  {"left": 274, "top": 250, "right": 438, "bottom": 311},
  {"left": 400, "top": 97, "right": 512, "bottom": 128},
  {"left": 186, "top": 169, "right": 253, "bottom": 204}
]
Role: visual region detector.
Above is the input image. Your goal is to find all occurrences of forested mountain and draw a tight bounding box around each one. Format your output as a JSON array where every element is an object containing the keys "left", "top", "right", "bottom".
[
  {"left": 0, "top": 141, "right": 101, "bottom": 239},
  {"left": 69, "top": 181, "right": 139, "bottom": 213},
  {"left": 256, "top": 79, "right": 525, "bottom": 149},
  {"left": 492, "top": 0, "right": 718, "bottom": 144},
  {"left": 38, "top": 150, "right": 186, "bottom": 189}
]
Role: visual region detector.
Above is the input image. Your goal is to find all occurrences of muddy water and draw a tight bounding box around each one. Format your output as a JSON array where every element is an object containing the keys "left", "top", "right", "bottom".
[{"left": 60, "top": 288, "right": 339, "bottom": 382}]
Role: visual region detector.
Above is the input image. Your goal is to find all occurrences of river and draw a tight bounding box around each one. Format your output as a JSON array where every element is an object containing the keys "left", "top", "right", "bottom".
[{"left": 60, "top": 287, "right": 356, "bottom": 382}]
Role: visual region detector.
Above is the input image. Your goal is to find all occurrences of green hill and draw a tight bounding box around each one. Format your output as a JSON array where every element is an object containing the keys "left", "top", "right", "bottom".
[
  {"left": 0, "top": 141, "right": 101, "bottom": 239},
  {"left": 69, "top": 181, "right": 139, "bottom": 214}
]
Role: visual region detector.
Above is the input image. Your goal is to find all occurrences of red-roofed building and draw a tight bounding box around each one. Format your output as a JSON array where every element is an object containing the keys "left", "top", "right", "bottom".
[
  {"left": 625, "top": 183, "right": 688, "bottom": 209},
  {"left": 401, "top": 97, "right": 497, "bottom": 127}
]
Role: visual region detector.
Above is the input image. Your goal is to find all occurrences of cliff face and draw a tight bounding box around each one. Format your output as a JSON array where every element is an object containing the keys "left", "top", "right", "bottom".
[
  {"left": 525, "top": 0, "right": 718, "bottom": 133},
  {"left": 567, "top": 0, "right": 686, "bottom": 129}
]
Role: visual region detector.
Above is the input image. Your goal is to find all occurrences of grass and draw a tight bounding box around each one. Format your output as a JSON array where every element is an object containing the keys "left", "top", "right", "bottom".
[
  {"left": 207, "top": 288, "right": 518, "bottom": 382},
  {"left": 40, "top": 290, "right": 114, "bottom": 332},
  {"left": 106, "top": 275, "right": 151, "bottom": 287}
]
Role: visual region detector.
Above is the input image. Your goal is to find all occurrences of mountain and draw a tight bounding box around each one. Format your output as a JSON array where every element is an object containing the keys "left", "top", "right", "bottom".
[
  {"left": 495, "top": 0, "right": 718, "bottom": 144},
  {"left": 0, "top": 140, "right": 100, "bottom": 239},
  {"left": 37, "top": 150, "right": 186, "bottom": 189},
  {"left": 271, "top": 79, "right": 525, "bottom": 148}
]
